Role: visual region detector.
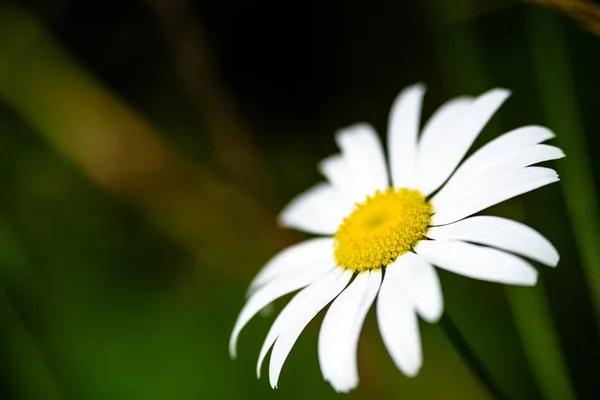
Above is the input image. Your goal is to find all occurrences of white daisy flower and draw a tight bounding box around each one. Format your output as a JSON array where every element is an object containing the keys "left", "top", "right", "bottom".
[{"left": 229, "top": 85, "right": 563, "bottom": 392}]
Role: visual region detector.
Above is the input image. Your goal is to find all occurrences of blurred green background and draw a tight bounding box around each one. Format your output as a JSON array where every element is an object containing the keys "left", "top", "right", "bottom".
[{"left": 0, "top": 0, "right": 599, "bottom": 399}]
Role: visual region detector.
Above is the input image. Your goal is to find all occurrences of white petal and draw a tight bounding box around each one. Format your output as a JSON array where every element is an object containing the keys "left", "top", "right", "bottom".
[
  {"left": 412, "top": 88, "right": 511, "bottom": 196},
  {"left": 427, "top": 216, "right": 559, "bottom": 267},
  {"left": 256, "top": 267, "right": 344, "bottom": 377},
  {"left": 278, "top": 182, "right": 348, "bottom": 235},
  {"left": 485, "top": 144, "right": 564, "bottom": 173},
  {"left": 335, "top": 123, "right": 389, "bottom": 197},
  {"left": 376, "top": 263, "right": 422, "bottom": 377},
  {"left": 247, "top": 238, "right": 335, "bottom": 296},
  {"left": 269, "top": 269, "right": 353, "bottom": 388},
  {"left": 439, "top": 125, "right": 556, "bottom": 192},
  {"left": 317, "top": 154, "right": 357, "bottom": 208},
  {"left": 318, "top": 270, "right": 381, "bottom": 393},
  {"left": 388, "top": 84, "right": 426, "bottom": 188},
  {"left": 440, "top": 144, "right": 563, "bottom": 201},
  {"left": 391, "top": 252, "right": 444, "bottom": 323},
  {"left": 415, "top": 240, "right": 538, "bottom": 286},
  {"left": 412, "top": 96, "right": 473, "bottom": 195},
  {"left": 229, "top": 266, "right": 335, "bottom": 358},
  {"left": 431, "top": 167, "right": 559, "bottom": 226}
]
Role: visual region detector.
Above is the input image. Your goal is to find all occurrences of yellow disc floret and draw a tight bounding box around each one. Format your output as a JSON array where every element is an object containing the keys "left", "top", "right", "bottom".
[{"left": 334, "top": 188, "right": 433, "bottom": 272}]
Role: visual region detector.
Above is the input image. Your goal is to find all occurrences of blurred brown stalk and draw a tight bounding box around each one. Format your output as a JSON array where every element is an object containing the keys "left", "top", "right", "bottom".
[
  {"left": 147, "top": 0, "right": 273, "bottom": 201},
  {"left": 527, "top": 0, "right": 600, "bottom": 36},
  {"left": 0, "top": 6, "right": 298, "bottom": 284}
]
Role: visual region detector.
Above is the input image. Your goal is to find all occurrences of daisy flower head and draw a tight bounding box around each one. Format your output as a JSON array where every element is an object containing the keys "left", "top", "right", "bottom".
[{"left": 230, "top": 85, "right": 563, "bottom": 392}]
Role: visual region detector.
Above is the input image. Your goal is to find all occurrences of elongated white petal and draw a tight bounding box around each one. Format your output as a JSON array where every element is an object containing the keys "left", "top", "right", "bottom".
[
  {"left": 256, "top": 268, "right": 344, "bottom": 377},
  {"left": 318, "top": 270, "right": 381, "bottom": 393},
  {"left": 248, "top": 238, "right": 335, "bottom": 296},
  {"left": 427, "top": 216, "right": 559, "bottom": 267},
  {"left": 491, "top": 144, "right": 563, "bottom": 171},
  {"left": 432, "top": 167, "right": 559, "bottom": 226},
  {"left": 420, "top": 97, "right": 474, "bottom": 146},
  {"left": 391, "top": 252, "right": 444, "bottom": 323},
  {"left": 440, "top": 125, "right": 556, "bottom": 192},
  {"left": 318, "top": 154, "right": 357, "bottom": 207},
  {"left": 335, "top": 123, "right": 389, "bottom": 199},
  {"left": 441, "top": 144, "right": 563, "bottom": 198},
  {"left": 433, "top": 166, "right": 559, "bottom": 217},
  {"left": 415, "top": 240, "right": 538, "bottom": 286},
  {"left": 388, "top": 84, "right": 426, "bottom": 188},
  {"left": 377, "top": 263, "right": 422, "bottom": 377},
  {"left": 412, "top": 88, "right": 511, "bottom": 196},
  {"left": 230, "top": 266, "right": 335, "bottom": 358},
  {"left": 269, "top": 269, "right": 353, "bottom": 388},
  {"left": 278, "top": 182, "right": 348, "bottom": 235},
  {"left": 412, "top": 96, "right": 473, "bottom": 195}
]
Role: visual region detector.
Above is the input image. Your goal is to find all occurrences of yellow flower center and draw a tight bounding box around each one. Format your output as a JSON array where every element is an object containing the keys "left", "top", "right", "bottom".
[{"left": 334, "top": 188, "right": 433, "bottom": 272}]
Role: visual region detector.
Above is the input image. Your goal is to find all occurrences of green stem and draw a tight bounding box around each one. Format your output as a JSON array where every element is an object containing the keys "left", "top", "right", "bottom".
[
  {"left": 439, "top": 313, "right": 506, "bottom": 400},
  {"left": 506, "top": 285, "right": 576, "bottom": 400},
  {"left": 527, "top": 8, "right": 600, "bottom": 325}
]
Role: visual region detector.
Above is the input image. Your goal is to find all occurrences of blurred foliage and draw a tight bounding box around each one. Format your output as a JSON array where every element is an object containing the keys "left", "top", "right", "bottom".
[
  {"left": 529, "top": 0, "right": 600, "bottom": 36},
  {"left": 0, "top": 0, "right": 599, "bottom": 399}
]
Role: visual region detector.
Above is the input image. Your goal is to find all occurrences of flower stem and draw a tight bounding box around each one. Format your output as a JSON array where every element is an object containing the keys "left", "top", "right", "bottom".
[{"left": 440, "top": 313, "right": 506, "bottom": 400}]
